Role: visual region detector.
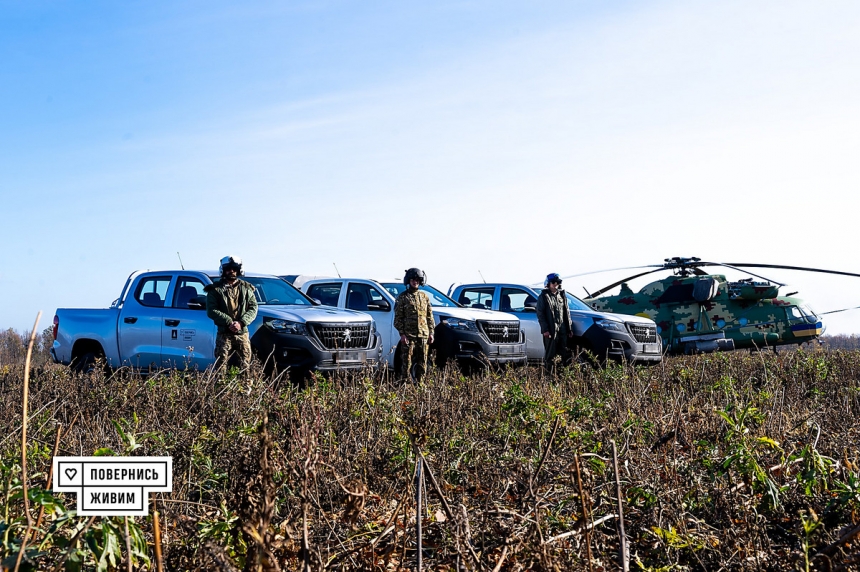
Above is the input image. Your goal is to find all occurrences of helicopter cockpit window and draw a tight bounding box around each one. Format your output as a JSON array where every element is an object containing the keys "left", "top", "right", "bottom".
[
  {"left": 790, "top": 305, "right": 818, "bottom": 323},
  {"left": 654, "top": 284, "right": 695, "bottom": 305},
  {"left": 788, "top": 307, "right": 804, "bottom": 320}
]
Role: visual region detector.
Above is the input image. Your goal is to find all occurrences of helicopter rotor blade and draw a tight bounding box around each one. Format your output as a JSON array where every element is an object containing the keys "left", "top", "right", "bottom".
[
  {"left": 560, "top": 265, "right": 663, "bottom": 280},
  {"left": 692, "top": 262, "right": 786, "bottom": 286},
  {"left": 721, "top": 263, "right": 860, "bottom": 280},
  {"left": 586, "top": 268, "right": 668, "bottom": 299}
]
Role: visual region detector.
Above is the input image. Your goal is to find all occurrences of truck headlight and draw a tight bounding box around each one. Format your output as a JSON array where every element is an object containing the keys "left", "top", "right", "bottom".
[
  {"left": 445, "top": 318, "right": 478, "bottom": 332},
  {"left": 266, "top": 319, "right": 308, "bottom": 335},
  {"left": 595, "top": 318, "right": 626, "bottom": 332}
]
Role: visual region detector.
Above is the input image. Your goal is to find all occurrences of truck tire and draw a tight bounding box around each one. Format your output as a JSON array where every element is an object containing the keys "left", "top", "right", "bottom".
[
  {"left": 569, "top": 337, "right": 598, "bottom": 367},
  {"left": 71, "top": 351, "right": 104, "bottom": 374}
]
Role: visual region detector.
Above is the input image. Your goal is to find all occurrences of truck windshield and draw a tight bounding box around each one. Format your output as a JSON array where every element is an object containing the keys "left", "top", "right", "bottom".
[
  {"left": 381, "top": 283, "right": 459, "bottom": 307},
  {"left": 528, "top": 288, "right": 593, "bottom": 311},
  {"left": 210, "top": 276, "right": 314, "bottom": 306}
]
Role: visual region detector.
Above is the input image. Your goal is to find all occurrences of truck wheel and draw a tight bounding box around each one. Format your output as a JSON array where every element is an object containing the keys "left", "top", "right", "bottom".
[
  {"left": 434, "top": 347, "right": 451, "bottom": 370},
  {"left": 71, "top": 351, "right": 104, "bottom": 374},
  {"left": 569, "top": 337, "right": 598, "bottom": 367}
]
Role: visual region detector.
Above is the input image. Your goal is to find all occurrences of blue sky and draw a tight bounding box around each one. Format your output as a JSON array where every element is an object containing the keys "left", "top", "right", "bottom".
[{"left": 3, "top": 1, "right": 860, "bottom": 336}]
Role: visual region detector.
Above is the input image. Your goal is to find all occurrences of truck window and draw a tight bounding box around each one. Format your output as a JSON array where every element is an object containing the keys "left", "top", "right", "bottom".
[
  {"left": 135, "top": 277, "right": 171, "bottom": 307},
  {"left": 307, "top": 283, "right": 342, "bottom": 307},
  {"left": 458, "top": 287, "right": 494, "bottom": 309},
  {"left": 346, "top": 283, "right": 386, "bottom": 311},
  {"left": 500, "top": 288, "right": 536, "bottom": 312},
  {"left": 243, "top": 277, "right": 313, "bottom": 306},
  {"left": 173, "top": 277, "right": 207, "bottom": 309}
]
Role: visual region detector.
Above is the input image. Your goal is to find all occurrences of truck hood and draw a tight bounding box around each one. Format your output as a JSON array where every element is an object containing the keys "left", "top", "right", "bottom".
[
  {"left": 259, "top": 306, "right": 371, "bottom": 324},
  {"left": 434, "top": 307, "right": 520, "bottom": 322},
  {"left": 572, "top": 309, "right": 656, "bottom": 325}
]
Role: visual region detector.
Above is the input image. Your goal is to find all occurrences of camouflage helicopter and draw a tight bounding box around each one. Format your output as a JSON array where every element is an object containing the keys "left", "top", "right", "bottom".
[{"left": 570, "top": 257, "right": 860, "bottom": 354}]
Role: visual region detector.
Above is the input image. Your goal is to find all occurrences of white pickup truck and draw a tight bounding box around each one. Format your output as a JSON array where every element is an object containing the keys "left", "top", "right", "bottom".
[
  {"left": 295, "top": 277, "right": 528, "bottom": 370},
  {"left": 52, "top": 270, "right": 382, "bottom": 376},
  {"left": 449, "top": 282, "right": 662, "bottom": 364}
]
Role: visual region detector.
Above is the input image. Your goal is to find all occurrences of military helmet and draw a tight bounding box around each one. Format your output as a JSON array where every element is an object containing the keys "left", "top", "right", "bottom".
[
  {"left": 403, "top": 267, "right": 426, "bottom": 286},
  {"left": 544, "top": 272, "right": 562, "bottom": 287},
  {"left": 220, "top": 255, "right": 244, "bottom": 276}
]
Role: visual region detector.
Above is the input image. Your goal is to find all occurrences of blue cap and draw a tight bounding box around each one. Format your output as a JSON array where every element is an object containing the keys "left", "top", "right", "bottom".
[{"left": 545, "top": 273, "right": 562, "bottom": 287}]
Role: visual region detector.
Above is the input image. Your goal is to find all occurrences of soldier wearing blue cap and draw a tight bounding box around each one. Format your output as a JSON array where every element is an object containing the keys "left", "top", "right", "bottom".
[{"left": 536, "top": 273, "right": 573, "bottom": 374}]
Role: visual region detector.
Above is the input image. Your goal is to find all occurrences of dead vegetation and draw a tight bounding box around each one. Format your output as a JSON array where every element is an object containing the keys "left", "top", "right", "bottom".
[{"left": 1, "top": 348, "right": 860, "bottom": 571}]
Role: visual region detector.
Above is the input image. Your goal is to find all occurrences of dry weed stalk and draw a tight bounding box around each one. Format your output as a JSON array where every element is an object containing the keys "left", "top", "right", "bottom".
[{"left": 12, "top": 311, "right": 41, "bottom": 572}]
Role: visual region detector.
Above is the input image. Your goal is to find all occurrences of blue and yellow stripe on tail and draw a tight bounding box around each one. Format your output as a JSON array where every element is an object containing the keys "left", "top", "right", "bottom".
[{"left": 791, "top": 322, "right": 823, "bottom": 338}]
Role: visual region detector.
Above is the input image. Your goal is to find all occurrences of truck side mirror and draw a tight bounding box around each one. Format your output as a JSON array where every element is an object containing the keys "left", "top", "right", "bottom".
[
  {"left": 524, "top": 299, "right": 537, "bottom": 311},
  {"left": 188, "top": 296, "right": 206, "bottom": 310},
  {"left": 367, "top": 300, "right": 391, "bottom": 312}
]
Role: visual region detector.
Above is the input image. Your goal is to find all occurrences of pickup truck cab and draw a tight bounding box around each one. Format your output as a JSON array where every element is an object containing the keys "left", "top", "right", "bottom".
[
  {"left": 449, "top": 283, "right": 662, "bottom": 364},
  {"left": 52, "top": 270, "right": 382, "bottom": 375},
  {"left": 296, "top": 277, "right": 528, "bottom": 370}
]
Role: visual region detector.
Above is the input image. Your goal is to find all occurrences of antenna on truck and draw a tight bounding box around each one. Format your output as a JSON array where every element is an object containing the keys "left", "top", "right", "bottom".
[
  {"left": 478, "top": 270, "right": 486, "bottom": 284},
  {"left": 177, "top": 252, "right": 185, "bottom": 270},
  {"left": 333, "top": 263, "right": 342, "bottom": 278}
]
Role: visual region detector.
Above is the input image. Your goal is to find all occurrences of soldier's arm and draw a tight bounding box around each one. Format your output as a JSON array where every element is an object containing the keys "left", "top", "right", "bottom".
[
  {"left": 206, "top": 292, "right": 233, "bottom": 328},
  {"left": 239, "top": 285, "right": 259, "bottom": 327},
  {"left": 535, "top": 294, "right": 549, "bottom": 333},
  {"left": 393, "top": 297, "right": 404, "bottom": 334},
  {"left": 425, "top": 296, "right": 435, "bottom": 337}
]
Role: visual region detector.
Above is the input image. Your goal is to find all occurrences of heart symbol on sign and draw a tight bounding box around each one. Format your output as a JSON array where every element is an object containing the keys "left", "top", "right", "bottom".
[{"left": 64, "top": 468, "right": 77, "bottom": 481}]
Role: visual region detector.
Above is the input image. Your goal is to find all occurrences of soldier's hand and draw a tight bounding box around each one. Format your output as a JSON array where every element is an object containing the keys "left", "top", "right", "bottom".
[
  {"left": 229, "top": 321, "right": 242, "bottom": 333},
  {"left": 400, "top": 334, "right": 409, "bottom": 345},
  {"left": 568, "top": 331, "right": 574, "bottom": 338},
  {"left": 429, "top": 335, "right": 434, "bottom": 344},
  {"left": 543, "top": 332, "right": 551, "bottom": 338}
]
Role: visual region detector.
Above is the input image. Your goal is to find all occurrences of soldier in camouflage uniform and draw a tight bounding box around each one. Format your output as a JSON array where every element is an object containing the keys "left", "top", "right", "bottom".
[
  {"left": 536, "top": 272, "right": 573, "bottom": 374},
  {"left": 205, "top": 256, "right": 258, "bottom": 372},
  {"left": 393, "top": 268, "right": 434, "bottom": 382}
]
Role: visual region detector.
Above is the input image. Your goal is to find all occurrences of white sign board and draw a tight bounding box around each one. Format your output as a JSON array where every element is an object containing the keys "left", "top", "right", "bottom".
[{"left": 53, "top": 456, "right": 172, "bottom": 516}]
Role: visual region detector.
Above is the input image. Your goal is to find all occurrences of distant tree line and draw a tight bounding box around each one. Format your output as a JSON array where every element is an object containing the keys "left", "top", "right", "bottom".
[
  {"left": 2, "top": 327, "right": 860, "bottom": 368},
  {"left": 0, "top": 327, "right": 54, "bottom": 368},
  {"left": 819, "top": 333, "right": 860, "bottom": 350}
]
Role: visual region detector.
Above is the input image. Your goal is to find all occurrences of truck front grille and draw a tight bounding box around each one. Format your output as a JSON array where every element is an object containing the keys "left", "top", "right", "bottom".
[
  {"left": 628, "top": 323, "right": 658, "bottom": 343},
  {"left": 478, "top": 321, "right": 520, "bottom": 344},
  {"left": 312, "top": 323, "right": 371, "bottom": 349}
]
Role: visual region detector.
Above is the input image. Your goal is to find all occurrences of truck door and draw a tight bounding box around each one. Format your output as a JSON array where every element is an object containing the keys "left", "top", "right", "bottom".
[
  {"left": 345, "top": 281, "right": 395, "bottom": 365},
  {"left": 456, "top": 286, "right": 495, "bottom": 310},
  {"left": 305, "top": 282, "right": 343, "bottom": 308},
  {"left": 118, "top": 275, "right": 170, "bottom": 370},
  {"left": 499, "top": 287, "right": 543, "bottom": 361},
  {"left": 161, "top": 276, "right": 217, "bottom": 370}
]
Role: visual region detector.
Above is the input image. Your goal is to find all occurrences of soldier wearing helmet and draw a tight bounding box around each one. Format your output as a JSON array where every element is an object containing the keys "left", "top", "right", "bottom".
[
  {"left": 393, "top": 268, "right": 434, "bottom": 382},
  {"left": 204, "top": 256, "right": 258, "bottom": 372},
  {"left": 536, "top": 272, "right": 573, "bottom": 374}
]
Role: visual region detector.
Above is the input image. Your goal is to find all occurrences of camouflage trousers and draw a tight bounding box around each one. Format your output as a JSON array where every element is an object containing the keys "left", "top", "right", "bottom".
[
  {"left": 215, "top": 331, "right": 252, "bottom": 372},
  {"left": 400, "top": 336, "right": 429, "bottom": 382},
  {"left": 543, "top": 331, "right": 570, "bottom": 374}
]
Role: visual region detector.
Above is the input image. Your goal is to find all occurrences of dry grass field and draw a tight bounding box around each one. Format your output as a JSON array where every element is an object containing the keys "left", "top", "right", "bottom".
[{"left": 1, "top": 337, "right": 859, "bottom": 570}]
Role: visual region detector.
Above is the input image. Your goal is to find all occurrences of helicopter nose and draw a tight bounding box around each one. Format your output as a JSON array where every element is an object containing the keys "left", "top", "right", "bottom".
[{"left": 790, "top": 315, "right": 824, "bottom": 338}]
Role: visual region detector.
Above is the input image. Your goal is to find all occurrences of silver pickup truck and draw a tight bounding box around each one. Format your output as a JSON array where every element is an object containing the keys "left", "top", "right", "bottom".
[
  {"left": 52, "top": 270, "right": 382, "bottom": 375},
  {"left": 449, "top": 282, "right": 662, "bottom": 365}
]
